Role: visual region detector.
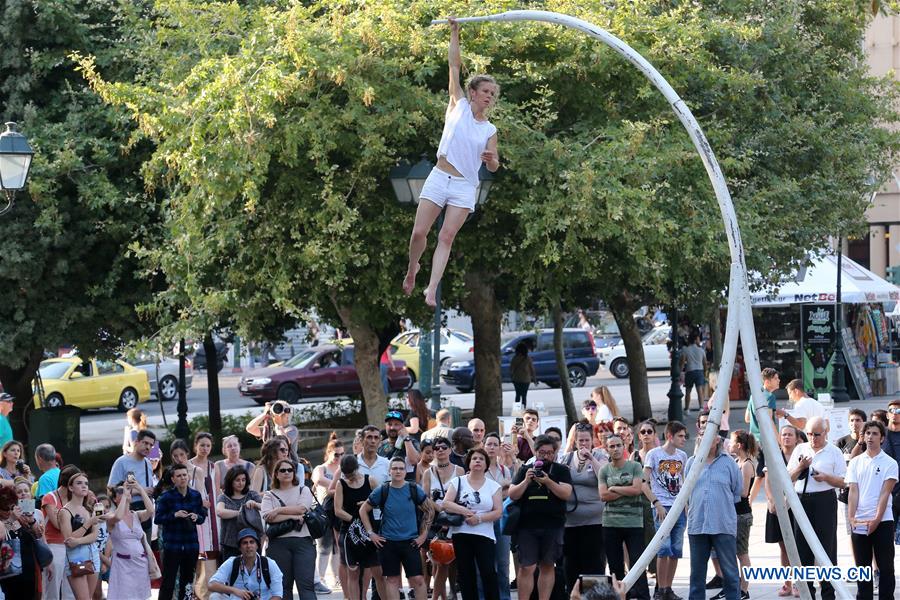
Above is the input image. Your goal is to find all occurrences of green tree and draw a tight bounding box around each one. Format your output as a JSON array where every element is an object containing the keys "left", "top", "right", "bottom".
[
  {"left": 79, "top": 0, "right": 898, "bottom": 430},
  {"left": 0, "top": 0, "right": 158, "bottom": 442}
]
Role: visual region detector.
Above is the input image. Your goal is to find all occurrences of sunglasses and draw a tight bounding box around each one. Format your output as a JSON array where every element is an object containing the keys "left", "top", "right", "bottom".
[
  {"left": 575, "top": 423, "right": 593, "bottom": 432},
  {"left": 434, "top": 445, "right": 450, "bottom": 451},
  {"left": 888, "top": 407, "right": 900, "bottom": 415},
  {"left": 334, "top": 452, "right": 345, "bottom": 457},
  {"left": 584, "top": 404, "right": 597, "bottom": 410},
  {"left": 640, "top": 429, "right": 655, "bottom": 435},
  {"left": 277, "top": 468, "right": 295, "bottom": 474}
]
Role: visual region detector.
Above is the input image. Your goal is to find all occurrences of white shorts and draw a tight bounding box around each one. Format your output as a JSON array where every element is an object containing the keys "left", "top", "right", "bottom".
[{"left": 419, "top": 167, "right": 477, "bottom": 211}]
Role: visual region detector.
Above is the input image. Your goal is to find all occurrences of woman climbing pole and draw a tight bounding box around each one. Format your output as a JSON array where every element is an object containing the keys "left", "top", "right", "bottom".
[{"left": 403, "top": 17, "right": 500, "bottom": 307}]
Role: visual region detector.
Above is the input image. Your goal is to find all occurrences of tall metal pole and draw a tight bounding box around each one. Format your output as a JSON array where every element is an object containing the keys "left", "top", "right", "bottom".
[
  {"left": 666, "top": 305, "right": 684, "bottom": 423},
  {"left": 831, "top": 237, "right": 850, "bottom": 402},
  {"left": 431, "top": 213, "right": 444, "bottom": 412},
  {"left": 174, "top": 337, "right": 190, "bottom": 439},
  {"left": 430, "top": 12, "right": 852, "bottom": 599}
]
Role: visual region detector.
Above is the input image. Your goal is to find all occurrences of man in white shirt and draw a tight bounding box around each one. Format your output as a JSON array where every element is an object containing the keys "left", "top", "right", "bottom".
[
  {"left": 786, "top": 417, "right": 845, "bottom": 600},
  {"left": 357, "top": 425, "right": 390, "bottom": 482},
  {"left": 776, "top": 379, "right": 827, "bottom": 431},
  {"left": 847, "top": 420, "right": 898, "bottom": 600}
]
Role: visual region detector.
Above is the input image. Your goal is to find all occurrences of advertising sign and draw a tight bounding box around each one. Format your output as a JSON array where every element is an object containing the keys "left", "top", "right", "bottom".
[{"left": 801, "top": 305, "right": 835, "bottom": 397}]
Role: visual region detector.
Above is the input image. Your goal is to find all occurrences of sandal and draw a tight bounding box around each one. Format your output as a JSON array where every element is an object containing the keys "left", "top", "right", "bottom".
[{"left": 777, "top": 583, "right": 792, "bottom": 597}]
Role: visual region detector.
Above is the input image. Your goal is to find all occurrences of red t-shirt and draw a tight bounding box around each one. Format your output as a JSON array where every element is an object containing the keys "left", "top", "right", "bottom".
[{"left": 42, "top": 491, "right": 64, "bottom": 544}]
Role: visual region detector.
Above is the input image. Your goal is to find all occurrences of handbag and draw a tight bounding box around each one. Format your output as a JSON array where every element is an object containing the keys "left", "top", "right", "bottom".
[
  {"left": 501, "top": 497, "right": 520, "bottom": 536},
  {"left": 68, "top": 558, "right": 95, "bottom": 577},
  {"left": 0, "top": 532, "right": 22, "bottom": 580},
  {"left": 434, "top": 511, "right": 465, "bottom": 527},
  {"left": 29, "top": 531, "right": 53, "bottom": 569},
  {"left": 141, "top": 531, "right": 161, "bottom": 580},
  {"left": 264, "top": 492, "right": 296, "bottom": 539},
  {"left": 302, "top": 498, "right": 330, "bottom": 540},
  {"left": 237, "top": 503, "right": 264, "bottom": 536}
]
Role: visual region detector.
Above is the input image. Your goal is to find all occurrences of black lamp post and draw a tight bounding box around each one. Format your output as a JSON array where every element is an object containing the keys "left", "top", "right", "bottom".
[
  {"left": 391, "top": 157, "right": 493, "bottom": 411},
  {"left": 666, "top": 306, "right": 684, "bottom": 423},
  {"left": 174, "top": 338, "right": 191, "bottom": 438},
  {"left": 0, "top": 122, "right": 35, "bottom": 216},
  {"left": 831, "top": 238, "right": 850, "bottom": 403}
]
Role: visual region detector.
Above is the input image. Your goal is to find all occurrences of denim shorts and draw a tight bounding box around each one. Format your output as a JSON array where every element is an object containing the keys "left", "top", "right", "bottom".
[
  {"left": 736, "top": 512, "right": 753, "bottom": 555},
  {"left": 684, "top": 369, "right": 705, "bottom": 390},
  {"left": 65, "top": 543, "right": 100, "bottom": 577},
  {"left": 420, "top": 167, "right": 477, "bottom": 211},
  {"left": 654, "top": 507, "right": 686, "bottom": 558}
]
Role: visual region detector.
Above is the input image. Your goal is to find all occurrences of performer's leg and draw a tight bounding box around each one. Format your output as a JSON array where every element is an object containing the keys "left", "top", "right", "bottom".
[
  {"left": 424, "top": 205, "right": 469, "bottom": 306},
  {"left": 404, "top": 199, "right": 444, "bottom": 295}
]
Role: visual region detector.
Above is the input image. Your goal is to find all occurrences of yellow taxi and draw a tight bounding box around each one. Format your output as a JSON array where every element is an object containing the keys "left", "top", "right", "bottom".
[
  {"left": 33, "top": 357, "right": 152, "bottom": 411},
  {"left": 390, "top": 333, "right": 420, "bottom": 387}
]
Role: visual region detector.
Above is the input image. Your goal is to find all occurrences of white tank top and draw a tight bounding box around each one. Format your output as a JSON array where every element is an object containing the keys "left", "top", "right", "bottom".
[{"left": 436, "top": 98, "right": 497, "bottom": 187}]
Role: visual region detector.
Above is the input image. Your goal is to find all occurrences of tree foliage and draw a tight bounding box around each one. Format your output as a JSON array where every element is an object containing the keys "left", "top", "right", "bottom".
[
  {"left": 0, "top": 0, "right": 158, "bottom": 441},
  {"left": 78, "top": 0, "right": 899, "bottom": 426}
]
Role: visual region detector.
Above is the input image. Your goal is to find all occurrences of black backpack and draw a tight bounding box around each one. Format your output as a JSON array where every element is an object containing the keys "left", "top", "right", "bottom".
[
  {"left": 375, "top": 481, "right": 425, "bottom": 531},
  {"left": 228, "top": 554, "right": 272, "bottom": 589}
]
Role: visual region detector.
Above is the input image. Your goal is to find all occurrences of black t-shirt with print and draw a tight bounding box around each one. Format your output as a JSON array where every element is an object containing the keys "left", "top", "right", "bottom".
[{"left": 512, "top": 461, "right": 572, "bottom": 529}]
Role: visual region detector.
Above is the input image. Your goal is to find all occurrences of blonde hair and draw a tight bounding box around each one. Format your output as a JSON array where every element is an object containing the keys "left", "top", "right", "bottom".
[
  {"left": 592, "top": 386, "right": 620, "bottom": 417},
  {"left": 467, "top": 74, "right": 499, "bottom": 94}
]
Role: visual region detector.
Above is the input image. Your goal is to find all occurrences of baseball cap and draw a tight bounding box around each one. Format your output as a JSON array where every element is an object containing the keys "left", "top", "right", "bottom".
[
  {"left": 385, "top": 410, "right": 404, "bottom": 422},
  {"left": 0, "top": 394, "right": 13, "bottom": 403},
  {"left": 237, "top": 528, "right": 259, "bottom": 544}
]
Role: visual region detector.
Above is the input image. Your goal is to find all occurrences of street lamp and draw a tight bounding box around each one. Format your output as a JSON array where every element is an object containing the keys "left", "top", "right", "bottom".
[
  {"left": 391, "top": 157, "right": 493, "bottom": 411},
  {"left": 666, "top": 306, "right": 684, "bottom": 423},
  {"left": 0, "top": 122, "right": 35, "bottom": 216},
  {"left": 830, "top": 239, "right": 850, "bottom": 403}
]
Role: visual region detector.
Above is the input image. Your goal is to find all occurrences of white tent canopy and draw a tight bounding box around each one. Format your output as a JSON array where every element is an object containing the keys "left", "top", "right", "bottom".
[{"left": 750, "top": 254, "right": 900, "bottom": 307}]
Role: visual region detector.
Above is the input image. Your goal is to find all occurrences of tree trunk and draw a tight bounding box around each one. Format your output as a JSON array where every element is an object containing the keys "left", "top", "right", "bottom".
[
  {"left": 461, "top": 270, "right": 503, "bottom": 431},
  {"left": 709, "top": 307, "right": 723, "bottom": 369},
  {"left": 0, "top": 349, "right": 45, "bottom": 448},
  {"left": 609, "top": 300, "right": 652, "bottom": 422},
  {"left": 552, "top": 297, "right": 578, "bottom": 425},
  {"left": 333, "top": 300, "right": 387, "bottom": 424},
  {"left": 203, "top": 333, "right": 222, "bottom": 441}
]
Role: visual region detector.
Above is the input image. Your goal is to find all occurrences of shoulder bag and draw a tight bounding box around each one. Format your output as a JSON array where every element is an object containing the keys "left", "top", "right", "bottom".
[
  {"left": 434, "top": 476, "right": 466, "bottom": 527},
  {"left": 264, "top": 492, "right": 296, "bottom": 539},
  {"left": 302, "top": 491, "right": 331, "bottom": 540}
]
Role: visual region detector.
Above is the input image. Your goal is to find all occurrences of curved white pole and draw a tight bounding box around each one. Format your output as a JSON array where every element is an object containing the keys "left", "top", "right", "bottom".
[{"left": 433, "top": 11, "right": 850, "bottom": 599}]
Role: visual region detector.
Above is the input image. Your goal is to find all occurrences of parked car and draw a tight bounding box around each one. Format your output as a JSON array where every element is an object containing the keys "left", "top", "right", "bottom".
[
  {"left": 33, "top": 357, "right": 152, "bottom": 411},
  {"left": 441, "top": 328, "right": 599, "bottom": 393},
  {"left": 237, "top": 344, "right": 411, "bottom": 404},
  {"left": 127, "top": 354, "right": 194, "bottom": 401},
  {"left": 598, "top": 325, "right": 671, "bottom": 378},
  {"left": 390, "top": 328, "right": 474, "bottom": 384},
  {"left": 193, "top": 341, "right": 229, "bottom": 373}
]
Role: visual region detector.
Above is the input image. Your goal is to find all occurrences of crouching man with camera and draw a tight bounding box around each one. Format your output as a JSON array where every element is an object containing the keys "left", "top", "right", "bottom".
[{"left": 209, "top": 528, "right": 284, "bottom": 600}]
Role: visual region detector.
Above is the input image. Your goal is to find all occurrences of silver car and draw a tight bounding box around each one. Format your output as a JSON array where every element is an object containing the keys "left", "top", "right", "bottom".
[{"left": 129, "top": 354, "right": 194, "bottom": 401}]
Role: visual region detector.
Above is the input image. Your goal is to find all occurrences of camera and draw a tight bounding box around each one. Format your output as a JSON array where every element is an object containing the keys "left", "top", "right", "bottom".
[
  {"left": 271, "top": 402, "right": 290, "bottom": 415},
  {"left": 533, "top": 460, "right": 544, "bottom": 476},
  {"left": 15, "top": 460, "right": 25, "bottom": 472}
]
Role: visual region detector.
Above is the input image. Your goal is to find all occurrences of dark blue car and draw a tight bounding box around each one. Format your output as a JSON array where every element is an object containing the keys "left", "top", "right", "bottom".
[{"left": 440, "top": 328, "right": 600, "bottom": 393}]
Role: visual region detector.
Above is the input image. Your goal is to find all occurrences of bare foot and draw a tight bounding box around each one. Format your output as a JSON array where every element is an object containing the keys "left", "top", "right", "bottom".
[
  {"left": 402, "top": 264, "right": 419, "bottom": 295},
  {"left": 424, "top": 286, "right": 437, "bottom": 307}
]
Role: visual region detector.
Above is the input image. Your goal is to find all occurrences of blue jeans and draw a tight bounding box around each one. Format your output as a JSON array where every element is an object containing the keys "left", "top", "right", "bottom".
[
  {"left": 380, "top": 363, "right": 390, "bottom": 396},
  {"left": 494, "top": 521, "right": 511, "bottom": 600},
  {"left": 688, "top": 534, "right": 739, "bottom": 600}
]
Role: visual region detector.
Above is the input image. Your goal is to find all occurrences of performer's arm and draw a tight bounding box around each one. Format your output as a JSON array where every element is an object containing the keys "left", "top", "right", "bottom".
[
  {"left": 482, "top": 133, "right": 500, "bottom": 172},
  {"left": 448, "top": 18, "right": 464, "bottom": 102}
]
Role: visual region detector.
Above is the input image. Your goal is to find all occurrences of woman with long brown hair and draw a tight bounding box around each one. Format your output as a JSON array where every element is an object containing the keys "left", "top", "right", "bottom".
[
  {"left": 251, "top": 437, "right": 291, "bottom": 494},
  {"left": 59, "top": 472, "right": 104, "bottom": 600}
]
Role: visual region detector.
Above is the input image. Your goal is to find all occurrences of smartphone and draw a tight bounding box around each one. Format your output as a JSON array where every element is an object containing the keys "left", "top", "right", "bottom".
[
  {"left": 17, "top": 499, "right": 34, "bottom": 515},
  {"left": 94, "top": 504, "right": 105, "bottom": 516},
  {"left": 515, "top": 417, "right": 524, "bottom": 428},
  {"left": 809, "top": 467, "right": 818, "bottom": 477},
  {"left": 852, "top": 522, "right": 868, "bottom": 535},
  {"left": 126, "top": 471, "right": 136, "bottom": 484},
  {"left": 579, "top": 574, "right": 612, "bottom": 592}
]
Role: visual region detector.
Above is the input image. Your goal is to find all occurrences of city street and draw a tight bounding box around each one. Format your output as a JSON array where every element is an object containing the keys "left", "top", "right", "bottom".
[{"left": 80, "top": 366, "right": 675, "bottom": 450}]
